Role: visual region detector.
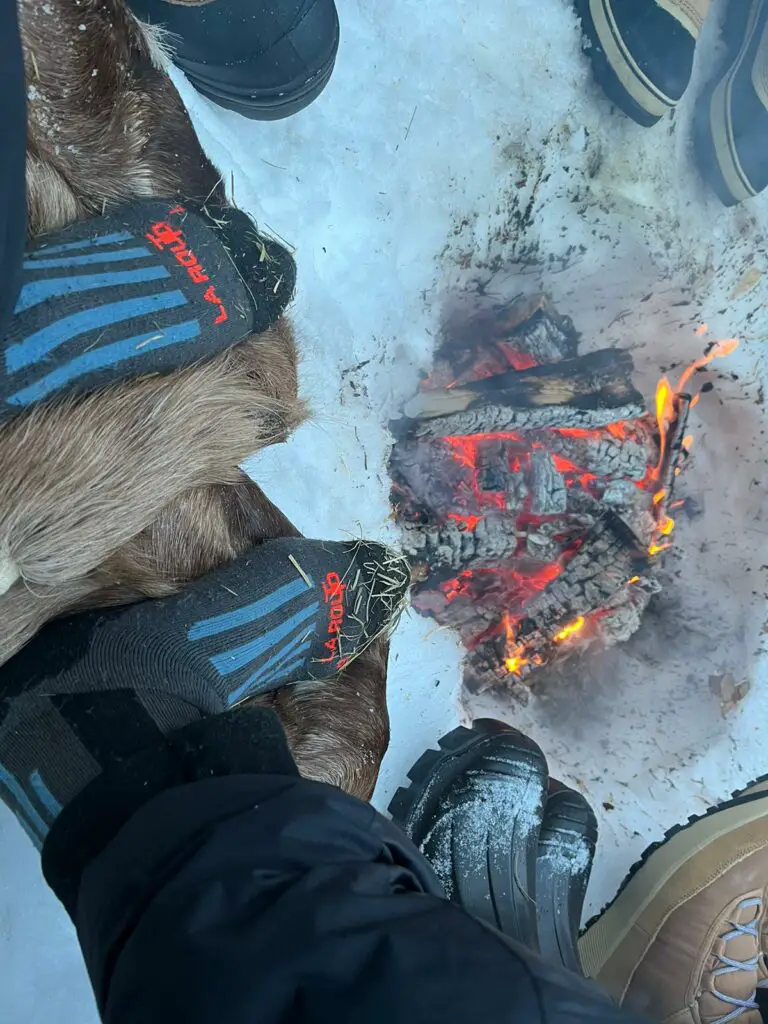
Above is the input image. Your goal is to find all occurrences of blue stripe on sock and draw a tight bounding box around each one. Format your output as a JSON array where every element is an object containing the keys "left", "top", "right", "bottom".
[
  {"left": 22, "top": 246, "right": 153, "bottom": 270},
  {"left": 29, "top": 230, "right": 134, "bottom": 257},
  {"left": 264, "top": 656, "right": 308, "bottom": 682},
  {"left": 5, "top": 290, "right": 187, "bottom": 373},
  {"left": 188, "top": 576, "right": 313, "bottom": 641},
  {"left": 14, "top": 814, "right": 43, "bottom": 850},
  {"left": 230, "top": 634, "right": 311, "bottom": 697},
  {"left": 7, "top": 319, "right": 201, "bottom": 407},
  {"left": 0, "top": 762, "right": 47, "bottom": 841},
  {"left": 254, "top": 648, "right": 312, "bottom": 690},
  {"left": 13, "top": 264, "right": 170, "bottom": 315},
  {"left": 210, "top": 602, "right": 319, "bottom": 678},
  {"left": 29, "top": 770, "right": 63, "bottom": 817},
  {"left": 227, "top": 648, "right": 312, "bottom": 706}
]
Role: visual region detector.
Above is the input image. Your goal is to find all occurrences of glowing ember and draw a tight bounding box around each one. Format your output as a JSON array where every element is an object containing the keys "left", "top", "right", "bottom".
[{"left": 447, "top": 512, "right": 483, "bottom": 531}]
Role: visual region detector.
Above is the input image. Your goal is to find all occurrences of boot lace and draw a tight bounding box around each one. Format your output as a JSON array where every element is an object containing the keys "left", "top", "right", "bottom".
[{"left": 711, "top": 896, "right": 761, "bottom": 1023}]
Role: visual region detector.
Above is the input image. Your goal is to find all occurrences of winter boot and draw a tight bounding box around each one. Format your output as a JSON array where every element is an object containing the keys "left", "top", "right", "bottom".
[
  {"left": 537, "top": 780, "right": 598, "bottom": 975},
  {"left": 695, "top": 0, "right": 768, "bottom": 205},
  {"left": 388, "top": 719, "right": 548, "bottom": 950},
  {"left": 734, "top": 779, "right": 768, "bottom": 1003},
  {"left": 579, "top": 789, "right": 768, "bottom": 1023},
  {"left": 575, "top": 0, "right": 711, "bottom": 125},
  {"left": 127, "top": 0, "right": 339, "bottom": 120}
]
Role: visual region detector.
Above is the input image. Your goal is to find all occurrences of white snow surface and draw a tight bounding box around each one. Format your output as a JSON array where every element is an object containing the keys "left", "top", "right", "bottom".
[{"left": 3, "top": 0, "right": 768, "bottom": 1019}]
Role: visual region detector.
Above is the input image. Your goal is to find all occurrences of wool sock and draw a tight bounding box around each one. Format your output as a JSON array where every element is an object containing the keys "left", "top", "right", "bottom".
[
  {"left": 0, "top": 537, "right": 410, "bottom": 846},
  {"left": 0, "top": 199, "right": 295, "bottom": 420}
]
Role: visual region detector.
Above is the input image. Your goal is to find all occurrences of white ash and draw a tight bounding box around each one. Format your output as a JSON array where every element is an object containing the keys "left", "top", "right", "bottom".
[
  {"left": 547, "top": 434, "right": 652, "bottom": 482},
  {"left": 530, "top": 451, "right": 567, "bottom": 515},
  {"left": 413, "top": 399, "right": 648, "bottom": 439},
  {"left": 402, "top": 514, "right": 518, "bottom": 570},
  {"left": 419, "top": 769, "right": 544, "bottom": 900}
]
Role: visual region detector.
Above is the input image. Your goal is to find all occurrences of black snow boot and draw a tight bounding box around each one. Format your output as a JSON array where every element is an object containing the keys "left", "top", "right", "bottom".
[
  {"left": 575, "top": 0, "right": 711, "bottom": 126},
  {"left": 537, "top": 780, "right": 598, "bottom": 976},
  {"left": 695, "top": 0, "right": 768, "bottom": 205},
  {"left": 128, "top": 0, "right": 339, "bottom": 120},
  {"left": 388, "top": 719, "right": 548, "bottom": 949}
]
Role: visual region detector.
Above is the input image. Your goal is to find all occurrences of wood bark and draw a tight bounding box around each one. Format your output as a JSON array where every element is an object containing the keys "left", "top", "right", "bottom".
[{"left": 404, "top": 349, "right": 646, "bottom": 437}]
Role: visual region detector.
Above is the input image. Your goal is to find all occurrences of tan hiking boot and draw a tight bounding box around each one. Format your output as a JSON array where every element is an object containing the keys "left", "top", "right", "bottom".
[
  {"left": 737, "top": 780, "right": 768, "bottom": 995},
  {"left": 579, "top": 792, "right": 768, "bottom": 1022},
  {"left": 695, "top": 0, "right": 768, "bottom": 205},
  {"left": 575, "top": 0, "right": 712, "bottom": 125}
]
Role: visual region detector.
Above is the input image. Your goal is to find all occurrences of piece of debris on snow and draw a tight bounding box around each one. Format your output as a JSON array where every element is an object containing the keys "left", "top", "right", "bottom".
[{"left": 709, "top": 672, "right": 751, "bottom": 717}]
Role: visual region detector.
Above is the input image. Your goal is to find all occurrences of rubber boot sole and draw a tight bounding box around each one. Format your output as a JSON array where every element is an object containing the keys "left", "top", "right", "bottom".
[
  {"left": 389, "top": 720, "right": 548, "bottom": 948},
  {"left": 180, "top": 41, "right": 338, "bottom": 120},
  {"left": 694, "top": 0, "right": 767, "bottom": 205},
  {"left": 579, "top": 784, "right": 768, "bottom": 994},
  {"left": 574, "top": 0, "right": 678, "bottom": 126}
]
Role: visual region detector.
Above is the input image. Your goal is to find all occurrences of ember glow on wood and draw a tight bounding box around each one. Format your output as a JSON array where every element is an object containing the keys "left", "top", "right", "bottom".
[{"left": 390, "top": 296, "right": 738, "bottom": 691}]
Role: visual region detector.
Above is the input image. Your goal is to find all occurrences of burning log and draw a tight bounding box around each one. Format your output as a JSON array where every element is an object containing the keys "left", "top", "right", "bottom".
[
  {"left": 656, "top": 393, "right": 691, "bottom": 505},
  {"left": 501, "top": 511, "right": 651, "bottom": 680},
  {"left": 390, "top": 290, "right": 739, "bottom": 695},
  {"left": 431, "top": 294, "right": 580, "bottom": 388},
  {"left": 546, "top": 430, "right": 651, "bottom": 481},
  {"left": 520, "top": 511, "right": 647, "bottom": 633},
  {"left": 402, "top": 514, "right": 519, "bottom": 571},
  {"left": 530, "top": 451, "right": 567, "bottom": 515},
  {"left": 403, "top": 349, "right": 646, "bottom": 437}
]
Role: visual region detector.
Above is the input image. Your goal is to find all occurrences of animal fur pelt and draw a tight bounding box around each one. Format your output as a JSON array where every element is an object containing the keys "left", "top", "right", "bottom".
[{"left": 0, "top": 0, "right": 391, "bottom": 800}]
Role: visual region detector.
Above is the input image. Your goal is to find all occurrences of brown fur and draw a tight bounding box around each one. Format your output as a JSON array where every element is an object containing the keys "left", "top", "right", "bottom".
[
  {"left": 0, "top": 323, "right": 306, "bottom": 591},
  {"left": 0, "top": 0, "right": 391, "bottom": 798}
]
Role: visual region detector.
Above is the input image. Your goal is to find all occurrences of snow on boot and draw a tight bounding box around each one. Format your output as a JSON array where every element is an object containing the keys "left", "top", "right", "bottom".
[
  {"left": 579, "top": 789, "right": 768, "bottom": 1023},
  {"left": 575, "top": 0, "right": 710, "bottom": 126},
  {"left": 388, "top": 719, "right": 548, "bottom": 950},
  {"left": 695, "top": 0, "right": 768, "bottom": 205},
  {"left": 536, "top": 780, "right": 597, "bottom": 976}
]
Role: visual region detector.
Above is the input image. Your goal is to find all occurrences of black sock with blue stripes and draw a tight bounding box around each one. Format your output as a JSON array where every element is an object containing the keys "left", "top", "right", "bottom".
[
  {"left": 0, "top": 537, "right": 410, "bottom": 847},
  {"left": 0, "top": 199, "right": 295, "bottom": 422}
]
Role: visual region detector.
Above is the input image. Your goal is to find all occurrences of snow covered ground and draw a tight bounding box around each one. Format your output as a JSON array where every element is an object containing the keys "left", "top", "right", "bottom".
[{"left": 2, "top": 0, "right": 768, "bottom": 1019}]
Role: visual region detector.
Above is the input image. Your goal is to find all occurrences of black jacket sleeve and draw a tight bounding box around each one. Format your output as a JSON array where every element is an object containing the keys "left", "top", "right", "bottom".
[
  {"left": 0, "top": 0, "right": 26, "bottom": 332},
  {"left": 40, "top": 711, "right": 649, "bottom": 1024}
]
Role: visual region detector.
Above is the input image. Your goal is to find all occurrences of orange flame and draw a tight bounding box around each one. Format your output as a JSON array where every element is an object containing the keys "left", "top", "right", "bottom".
[
  {"left": 503, "top": 615, "right": 529, "bottom": 675},
  {"left": 553, "top": 616, "right": 585, "bottom": 643},
  {"left": 677, "top": 339, "right": 739, "bottom": 394},
  {"left": 650, "top": 377, "right": 675, "bottom": 484},
  {"left": 658, "top": 515, "right": 675, "bottom": 536},
  {"left": 646, "top": 336, "right": 738, "bottom": 558},
  {"left": 505, "top": 653, "right": 529, "bottom": 674}
]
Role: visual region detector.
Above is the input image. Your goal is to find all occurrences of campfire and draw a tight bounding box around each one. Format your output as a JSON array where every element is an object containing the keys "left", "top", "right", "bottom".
[{"left": 390, "top": 296, "right": 737, "bottom": 692}]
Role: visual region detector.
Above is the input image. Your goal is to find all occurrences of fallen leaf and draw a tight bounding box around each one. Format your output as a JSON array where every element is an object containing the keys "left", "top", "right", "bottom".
[
  {"left": 709, "top": 672, "right": 751, "bottom": 716},
  {"left": 729, "top": 268, "right": 764, "bottom": 300}
]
